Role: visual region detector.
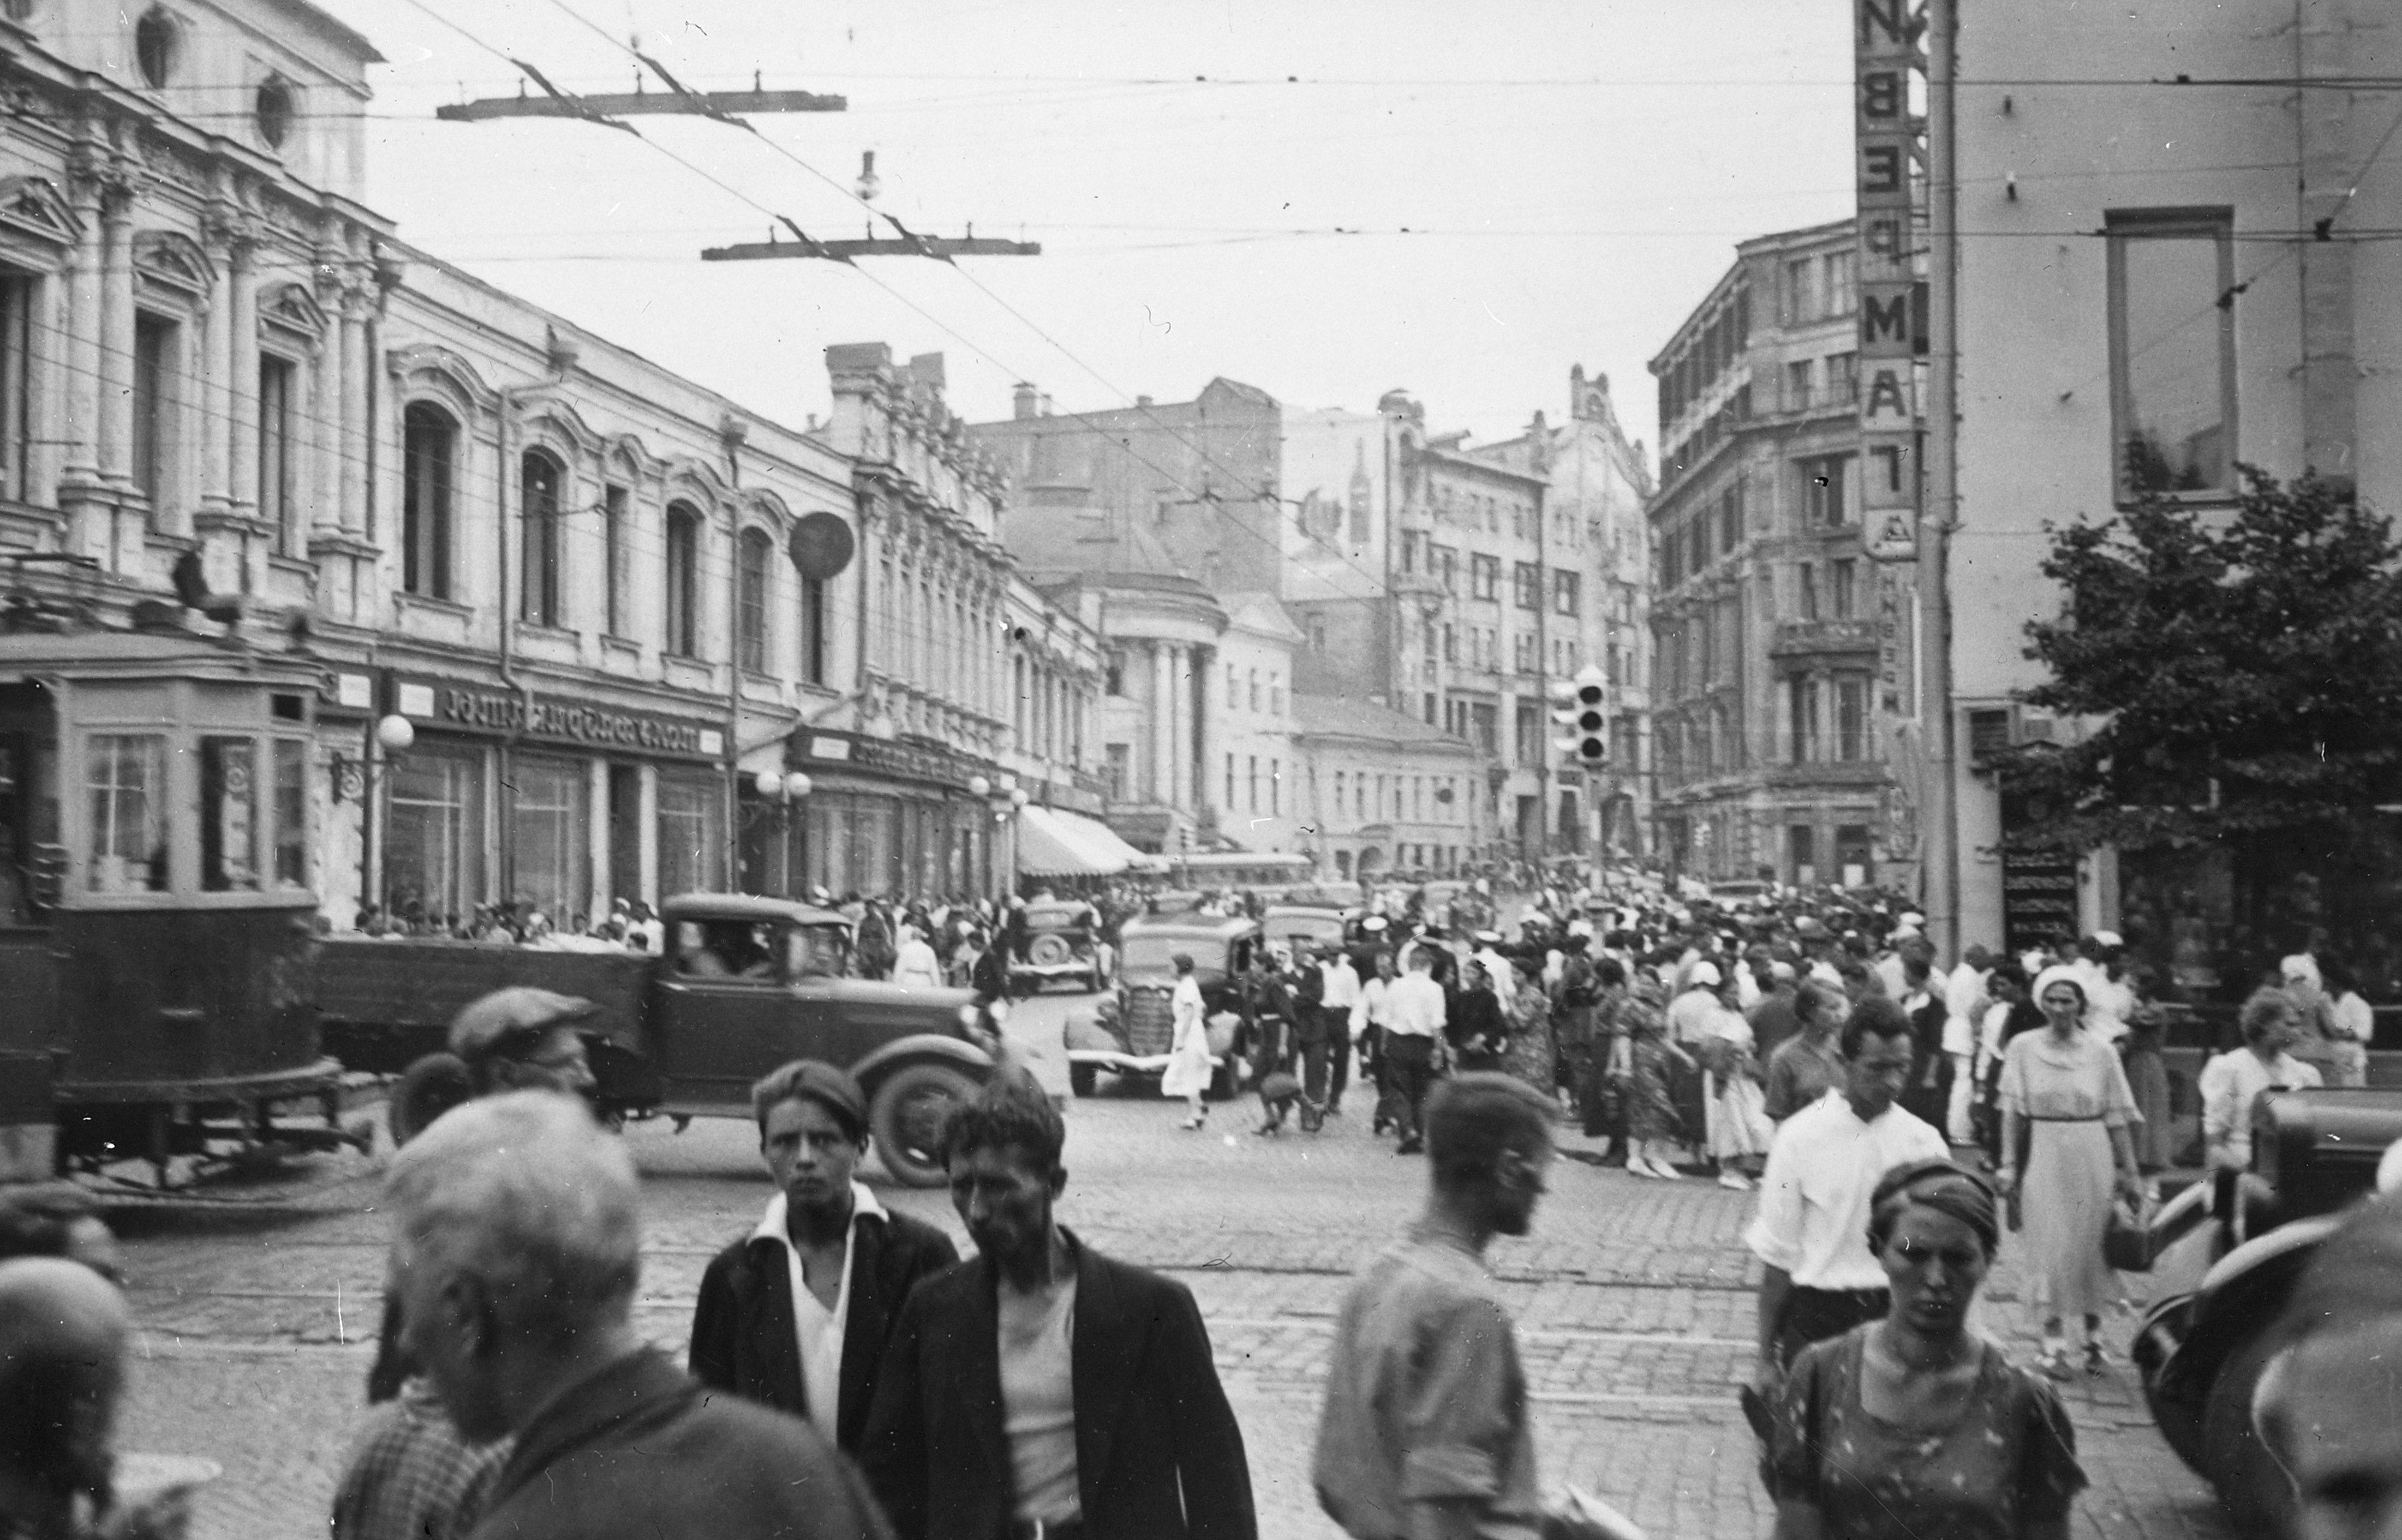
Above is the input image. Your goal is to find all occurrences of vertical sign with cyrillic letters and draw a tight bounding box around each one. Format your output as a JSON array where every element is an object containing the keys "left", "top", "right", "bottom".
[{"left": 1859, "top": 0, "right": 1924, "bottom": 578}]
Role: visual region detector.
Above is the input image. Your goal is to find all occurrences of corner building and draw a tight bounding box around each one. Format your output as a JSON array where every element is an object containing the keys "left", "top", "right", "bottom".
[{"left": 1647, "top": 218, "right": 1895, "bottom": 885}]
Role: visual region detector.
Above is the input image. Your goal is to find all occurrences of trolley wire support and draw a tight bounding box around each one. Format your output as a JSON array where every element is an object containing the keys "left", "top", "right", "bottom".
[
  {"left": 438, "top": 73, "right": 844, "bottom": 122},
  {"left": 702, "top": 230, "right": 1041, "bottom": 263}
]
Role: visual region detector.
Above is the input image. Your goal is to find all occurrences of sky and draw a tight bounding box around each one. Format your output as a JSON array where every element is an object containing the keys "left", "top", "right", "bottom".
[{"left": 327, "top": 0, "right": 1857, "bottom": 459}]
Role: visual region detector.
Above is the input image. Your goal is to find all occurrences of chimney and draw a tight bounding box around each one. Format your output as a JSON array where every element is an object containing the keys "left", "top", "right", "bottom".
[
  {"left": 1040, "top": 394, "right": 1053, "bottom": 417},
  {"left": 1013, "top": 381, "right": 1039, "bottom": 420},
  {"left": 1136, "top": 395, "right": 1153, "bottom": 408}
]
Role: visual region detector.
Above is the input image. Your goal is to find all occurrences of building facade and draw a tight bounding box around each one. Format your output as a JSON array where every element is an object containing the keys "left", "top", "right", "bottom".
[
  {"left": 0, "top": 0, "right": 1097, "bottom": 925},
  {"left": 1647, "top": 218, "right": 1894, "bottom": 886},
  {"left": 1934, "top": 0, "right": 2402, "bottom": 972},
  {"left": 1294, "top": 694, "right": 1485, "bottom": 881},
  {"left": 1466, "top": 367, "right": 1656, "bottom": 856}
]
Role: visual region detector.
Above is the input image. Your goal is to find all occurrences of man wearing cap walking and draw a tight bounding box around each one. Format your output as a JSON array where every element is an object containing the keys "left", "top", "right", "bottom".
[{"left": 691, "top": 1060, "right": 959, "bottom": 1454}]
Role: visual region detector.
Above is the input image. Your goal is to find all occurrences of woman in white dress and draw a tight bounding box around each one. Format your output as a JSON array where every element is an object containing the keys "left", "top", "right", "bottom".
[
  {"left": 1160, "top": 952, "right": 1215, "bottom": 1129},
  {"left": 1996, "top": 966, "right": 2144, "bottom": 1378}
]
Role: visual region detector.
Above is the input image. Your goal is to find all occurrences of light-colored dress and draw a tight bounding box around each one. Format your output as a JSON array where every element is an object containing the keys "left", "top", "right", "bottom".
[
  {"left": 1999, "top": 1026, "right": 2138, "bottom": 1319},
  {"left": 1160, "top": 974, "right": 1214, "bottom": 1098}
]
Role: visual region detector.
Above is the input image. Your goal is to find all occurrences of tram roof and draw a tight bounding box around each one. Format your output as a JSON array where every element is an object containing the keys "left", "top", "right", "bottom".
[{"left": 0, "top": 629, "right": 326, "bottom": 687}]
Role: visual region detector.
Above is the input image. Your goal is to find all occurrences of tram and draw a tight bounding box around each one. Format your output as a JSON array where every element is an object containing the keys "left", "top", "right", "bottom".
[{"left": 0, "top": 623, "right": 349, "bottom": 1183}]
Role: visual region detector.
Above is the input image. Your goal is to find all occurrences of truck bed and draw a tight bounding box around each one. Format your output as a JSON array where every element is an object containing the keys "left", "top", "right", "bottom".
[{"left": 315, "top": 938, "right": 650, "bottom": 1075}]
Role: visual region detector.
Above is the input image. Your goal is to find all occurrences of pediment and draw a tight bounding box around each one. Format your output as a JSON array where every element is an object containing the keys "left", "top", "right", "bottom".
[
  {"left": 0, "top": 177, "right": 80, "bottom": 247},
  {"left": 386, "top": 342, "right": 498, "bottom": 412},
  {"left": 258, "top": 281, "right": 328, "bottom": 338},
  {"left": 131, "top": 230, "right": 215, "bottom": 296}
]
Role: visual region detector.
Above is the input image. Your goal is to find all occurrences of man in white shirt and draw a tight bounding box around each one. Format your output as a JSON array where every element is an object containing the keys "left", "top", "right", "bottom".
[
  {"left": 1320, "top": 944, "right": 1365, "bottom": 1114},
  {"left": 1943, "top": 945, "right": 1993, "bottom": 1142},
  {"left": 1359, "top": 951, "right": 1398, "bottom": 1134},
  {"left": 1745, "top": 998, "right": 1948, "bottom": 1385},
  {"left": 691, "top": 1060, "right": 959, "bottom": 1453},
  {"left": 1383, "top": 953, "right": 1449, "bottom": 1155}
]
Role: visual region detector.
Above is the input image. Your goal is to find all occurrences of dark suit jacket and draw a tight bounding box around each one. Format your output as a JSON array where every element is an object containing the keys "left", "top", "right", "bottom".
[
  {"left": 691, "top": 1205, "right": 961, "bottom": 1453},
  {"left": 468, "top": 1347, "right": 891, "bottom": 1540},
  {"left": 857, "top": 1233, "right": 1257, "bottom": 1540}
]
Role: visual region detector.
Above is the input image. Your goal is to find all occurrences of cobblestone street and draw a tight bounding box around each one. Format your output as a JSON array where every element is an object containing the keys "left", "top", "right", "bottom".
[{"left": 105, "top": 995, "right": 2228, "bottom": 1540}]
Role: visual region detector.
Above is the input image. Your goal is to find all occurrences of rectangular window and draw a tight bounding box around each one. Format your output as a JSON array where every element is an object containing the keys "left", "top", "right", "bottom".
[
  {"left": 198, "top": 735, "right": 260, "bottom": 892},
  {"left": 799, "top": 576, "right": 827, "bottom": 685},
  {"left": 1719, "top": 486, "right": 1743, "bottom": 554},
  {"left": 656, "top": 768, "right": 725, "bottom": 898},
  {"left": 666, "top": 510, "right": 700, "bottom": 656},
  {"left": 131, "top": 314, "right": 175, "bottom": 515},
  {"left": 520, "top": 455, "right": 564, "bottom": 627},
  {"left": 1832, "top": 558, "right": 1858, "bottom": 619},
  {"left": 385, "top": 744, "right": 484, "bottom": 919},
  {"left": 1513, "top": 562, "right": 1540, "bottom": 609},
  {"left": 1802, "top": 455, "right": 1850, "bottom": 526},
  {"left": 1786, "top": 257, "right": 1817, "bottom": 324},
  {"left": 0, "top": 272, "right": 31, "bottom": 504},
  {"left": 1798, "top": 562, "right": 1818, "bottom": 620},
  {"left": 1105, "top": 744, "right": 1130, "bottom": 800},
  {"left": 1271, "top": 759, "right": 1281, "bottom": 817},
  {"left": 1786, "top": 359, "right": 1814, "bottom": 411},
  {"left": 1553, "top": 570, "right": 1579, "bottom": 616},
  {"left": 2108, "top": 209, "right": 2235, "bottom": 499},
  {"left": 737, "top": 531, "right": 770, "bottom": 675},
  {"left": 87, "top": 733, "right": 166, "bottom": 893},
  {"left": 1248, "top": 756, "right": 1259, "bottom": 814},
  {"left": 1826, "top": 351, "right": 1859, "bottom": 405},
  {"left": 1471, "top": 552, "right": 1500, "bottom": 601},
  {"left": 402, "top": 405, "right": 454, "bottom": 600},
  {"left": 1227, "top": 753, "right": 1236, "bottom": 808},
  {"left": 1269, "top": 675, "right": 1284, "bottom": 714},
  {"left": 1824, "top": 249, "right": 1856, "bottom": 317},
  {"left": 1431, "top": 545, "right": 1458, "bottom": 594},
  {"left": 604, "top": 486, "right": 630, "bottom": 637},
  {"left": 1442, "top": 624, "right": 1458, "bottom": 663},
  {"left": 512, "top": 753, "right": 590, "bottom": 916},
  {"left": 1789, "top": 676, "right": 1820, "bottom": 764},
  {"left": 272, "top": 738, "right": 306, "bottom": 889},
  {"left": 1836, "top": 676, "right": 1870, "bottom": 762},
  {"left": 1400, "top": 532, "right": 1419, "bottom": 573},
  {"left": 1687, "top": 519, "right": 1708, "bottom": 574},
  {"left": 257, "top": 356, "right": 294, "bottom": 556}
]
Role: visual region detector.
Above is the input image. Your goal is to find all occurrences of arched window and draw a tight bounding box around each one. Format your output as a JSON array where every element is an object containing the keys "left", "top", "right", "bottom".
[
  {"left": 254, "top": 77, "right": 293, "bottom": 148},
  {"left": 402, "top": 404, "right": 455, "bottom": 600},
  {"left": 736, "top": 528, "right": 772, "bottom": 675},
  {"left": 134, "top": 7, "right": 177, "bottom": 87},
  {"left": 664, "top": 503, "right": 700, "bottom": 657},
  {"left": 519, "top": 451, "right": 564, "bottom": 626}
]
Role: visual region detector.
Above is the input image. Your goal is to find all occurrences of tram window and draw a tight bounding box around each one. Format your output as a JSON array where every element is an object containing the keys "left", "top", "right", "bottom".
[
  {"left": 200, "top": 736, "right": 261, "bottom": 892},
  {"left": 87, "top": 735, "right": 166, "bottom": 893},
  {"left": 272, "top": 739, "right": 306, "bottom": 887}
]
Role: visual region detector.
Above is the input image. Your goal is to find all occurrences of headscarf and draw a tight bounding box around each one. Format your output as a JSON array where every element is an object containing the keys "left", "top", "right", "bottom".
[
  {"left": 1869, "top": 1157, "right": 2002, "bottom": 1257},
  {"left": 2030, "top": 964, "right": 2089, "bottom": 1021}
]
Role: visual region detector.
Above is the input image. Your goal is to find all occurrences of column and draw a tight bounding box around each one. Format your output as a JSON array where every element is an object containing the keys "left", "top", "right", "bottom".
[
  {"left": 637, "top": 762, "right": 661, "bottom": 906},
  {"left": 225, "top": 235, "right": 259, "bottom": 519},
  {"left": 59, "top": 183, "right": 104, "bottom": 486},
  {"left": 1169, "top": 644, "right": 1193, "bottom": 811},
  {"left": 587, "top": 757, "right": 612, "bottom": 915},
  {"left": 339, "top": 290, "right": 368, "bottom": 534},
  {"left": 1191, "top": 645, "right": 1216, "bottom": 823},
  {"left": 310, "top": 277, "right": 343, "bottom": 535},
  {"left": 1150, "top": 641, "right": 1174, "bottom": 804},
  {"left": 196, "top": 242, "right": 230, "bottom": 523},
  {"left": 95, "top": 196, "right": 134, "bottom": 485}
]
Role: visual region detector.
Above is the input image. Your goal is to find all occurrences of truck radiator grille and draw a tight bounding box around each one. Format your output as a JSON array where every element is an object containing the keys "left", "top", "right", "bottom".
[{"left": 1126, "top": 989, "right": 1175, "bottom": 1056}]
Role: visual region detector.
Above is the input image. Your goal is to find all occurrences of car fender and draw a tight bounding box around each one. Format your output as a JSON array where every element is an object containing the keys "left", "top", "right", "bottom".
[
  {"left": 850, "top": 1033, "right": 995, "bottom": 1094},
  {"left": 1064, "top": 1009, "right": 1121, "bottom": 1054}
]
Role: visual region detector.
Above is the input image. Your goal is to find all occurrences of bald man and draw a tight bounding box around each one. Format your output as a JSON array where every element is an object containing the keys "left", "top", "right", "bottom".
[{"left": 0, "top": 1256, "right": 132, "bottom": 1533}]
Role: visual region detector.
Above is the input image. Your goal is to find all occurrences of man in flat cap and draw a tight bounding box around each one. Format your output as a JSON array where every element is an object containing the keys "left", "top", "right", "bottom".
[{"left": 691, "top": 1060, "right": 959, "bottom": 1452}]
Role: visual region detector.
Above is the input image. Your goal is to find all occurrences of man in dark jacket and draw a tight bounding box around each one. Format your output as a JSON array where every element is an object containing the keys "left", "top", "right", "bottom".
[
  {"left": 387, "top": 1092, "right": 891, "bottom": 1540},
  {"left": 691, "top": 1060, "right": 959, "bottom": 1453},
  {"left": 859, "top": 1082, "right": 1256, "bottom": 1540}
]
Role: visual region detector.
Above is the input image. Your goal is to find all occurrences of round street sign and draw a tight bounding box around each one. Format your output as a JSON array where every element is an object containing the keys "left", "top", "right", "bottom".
[{"left": 789, "top": 511, "right": 856, "bottom": 579}]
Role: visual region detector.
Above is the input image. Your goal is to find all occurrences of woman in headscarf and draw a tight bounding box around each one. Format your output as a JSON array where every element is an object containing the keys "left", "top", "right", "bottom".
[
  {"left": 1997, "top": 967, "right": 2145, "bottom": 1378},
  {"left": 1621, "top": 980, "right": 1693, "bottom": 1181},
  {"left": 1765, "top": 1160, "right": 2086, "bottom": 1540}
]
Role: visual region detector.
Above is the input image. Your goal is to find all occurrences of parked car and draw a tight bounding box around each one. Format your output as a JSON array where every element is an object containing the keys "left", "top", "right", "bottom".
[
  {"left": 317, "top": 893, "right": 998, "bottom": 1186},
  {"left": 1009, "top": 899, "right": 1108, "bottom": 995},
  {"left": 1263, "top": 903, "right": 1352, "bottom": 961},
  {"left": 1063, "top": 913, "right": 1260, "bottom": 1099},
  {"left": 2137, "top": 1087, "right": 2402, "bottom": 1538}
]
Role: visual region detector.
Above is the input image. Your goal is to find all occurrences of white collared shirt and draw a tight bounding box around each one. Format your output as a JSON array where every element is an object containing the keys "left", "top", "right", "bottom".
[
  {"left": 1745, "top": 1091, "right": 1948, "bottom": 1291},
  {"left": 1321, "top": 958, "right": 1364, "bottom": 1012},
  {"left": 750, "top": 1181, "right": 887, "bottom": 1442},
  {"left": 1385, "top": 972, "right": 1448, "bottom": 1039}
]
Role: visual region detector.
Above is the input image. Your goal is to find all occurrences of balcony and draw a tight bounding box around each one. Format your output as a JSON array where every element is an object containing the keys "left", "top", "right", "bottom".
[{"left": 1769, "top": 618, "right": 1877, "bottom": 658}]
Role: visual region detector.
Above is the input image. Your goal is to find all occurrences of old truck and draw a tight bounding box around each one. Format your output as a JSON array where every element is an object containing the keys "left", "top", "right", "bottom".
[
  {"left": 1063, "top": 912, "right": 1257, "bottom": 1099},
  {"left": 317, "top": 893, "right": 998, "bottom": 1186}
]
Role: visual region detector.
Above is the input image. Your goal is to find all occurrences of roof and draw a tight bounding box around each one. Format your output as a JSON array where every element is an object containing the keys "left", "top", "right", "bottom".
[
  {"left": 1219, "top": 591, "right": 1305, "bottom": 643},
  {"left": 1001, "top": 506, "right": 1208, "bottom": 589},
  {"left": 1290, "top": 694, "right": 1480, "bottom": 752},
  {"left": 660, "top": 893, "right": 847, "bottom": 927},
  {"left": 1121, "top": 913, "right": 1263, "bottom": 939}
]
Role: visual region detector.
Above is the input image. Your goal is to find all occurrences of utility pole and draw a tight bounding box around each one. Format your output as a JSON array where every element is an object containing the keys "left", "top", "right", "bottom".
[{"left": 1922, "top": 0, "right": 1961, "bottom": 961}]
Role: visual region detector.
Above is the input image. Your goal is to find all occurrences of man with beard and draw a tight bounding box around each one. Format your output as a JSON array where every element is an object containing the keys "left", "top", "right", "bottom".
[
  {"left": 859, "top": 1083, "right": 1255, "bottom": 1540},
  {"left": 1314, "top": 1075, "right": 1558, "bottom": 1540}
]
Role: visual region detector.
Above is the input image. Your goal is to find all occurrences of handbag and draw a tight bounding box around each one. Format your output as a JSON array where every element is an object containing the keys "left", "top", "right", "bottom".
[{"left": 2103, "top": 1193, "right": 2157, "bottom": 1271}]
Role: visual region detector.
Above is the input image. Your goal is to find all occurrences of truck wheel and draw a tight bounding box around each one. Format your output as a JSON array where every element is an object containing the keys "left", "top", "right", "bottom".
[
  {"left": 2200, "top": 1323, "right": 2303, "bottom": 1539},
  {"left": 871, "top": 1063, "right": 979, "bottom": 1188},
  {"left": 1069, "top": 1064, "right": 1098, "bottom": 1098}
]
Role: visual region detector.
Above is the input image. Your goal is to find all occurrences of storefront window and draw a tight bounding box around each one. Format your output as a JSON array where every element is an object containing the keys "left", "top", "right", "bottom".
[
  {"left": 510, "top": 753, "right": 589, "bottom": 920},
  {"left": 658, "top": 768, "right": 724, "bottom": 898},
  {"left": 199, "top": 735, "right": 260, "bottom": 892},
  {"left": 386, "top": 744, "right": 484, "bottom": 925},
  {"left": 87, "top": 734, "right": 166, "bottom": 893}
]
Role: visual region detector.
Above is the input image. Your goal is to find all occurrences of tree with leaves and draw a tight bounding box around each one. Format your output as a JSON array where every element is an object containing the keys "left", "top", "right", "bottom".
[{"left": 1997, "top": 469, "right": 2402, "bottom": 988}]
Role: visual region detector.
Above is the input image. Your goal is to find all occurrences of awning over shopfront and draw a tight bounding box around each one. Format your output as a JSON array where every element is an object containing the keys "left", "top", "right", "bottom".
[{"left": 1018, "top": 805, "right": 1148, "bottom": 877}]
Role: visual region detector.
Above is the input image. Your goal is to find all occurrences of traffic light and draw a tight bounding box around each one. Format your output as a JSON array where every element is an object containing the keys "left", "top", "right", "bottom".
[{"left": 1572, "top": 665, "right": 1608, "bottom": 768}]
